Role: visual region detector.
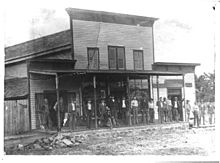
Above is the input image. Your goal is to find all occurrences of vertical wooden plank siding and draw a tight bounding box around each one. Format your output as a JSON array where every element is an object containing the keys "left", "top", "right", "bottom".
[
  {"left": 17, "top": 101, "right": 21, "bottom": 133},
  {"left": 4, "top": 103, "right": 8, "bottom": 134},
  {"left": 11, "top": 101, "right": 13, "bottom": 133},
  {"left": 4, "top": 99, "right": 29, "bottom": 136}
]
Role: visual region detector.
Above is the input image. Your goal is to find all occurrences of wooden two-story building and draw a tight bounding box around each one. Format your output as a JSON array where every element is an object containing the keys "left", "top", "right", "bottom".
[{"left": 4, "top": 8, "right": 199, "bottom": 134}]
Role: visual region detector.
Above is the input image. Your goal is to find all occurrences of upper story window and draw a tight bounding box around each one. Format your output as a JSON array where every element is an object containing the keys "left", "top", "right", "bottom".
[
  {"left": 88, "top": 47, "right": 99, "bottom": 69},
  {"left": 108, "top": 46, "right": 125, "bottom": 70},
  {"left": 133, "top": 50, "right": 144, "bottom": 70}
]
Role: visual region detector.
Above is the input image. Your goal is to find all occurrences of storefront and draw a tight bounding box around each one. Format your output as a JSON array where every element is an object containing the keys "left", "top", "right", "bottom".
[{"left": 29, "top": 59, "right": 183, "bottom": 131}]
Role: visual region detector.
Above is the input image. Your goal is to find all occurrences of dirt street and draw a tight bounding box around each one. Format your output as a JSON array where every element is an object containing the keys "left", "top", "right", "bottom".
[{"left": 5, "top": 126, "right": 215, "bottom": 155}]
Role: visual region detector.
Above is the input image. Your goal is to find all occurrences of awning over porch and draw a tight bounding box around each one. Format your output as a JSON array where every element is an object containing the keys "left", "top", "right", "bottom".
[{"left": 29, "top": 69, "right": 183, "bottom": 77}]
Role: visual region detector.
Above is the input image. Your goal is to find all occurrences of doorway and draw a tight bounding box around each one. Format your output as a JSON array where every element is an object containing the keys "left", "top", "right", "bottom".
[
  {"left": 167, "top": 88, "right": 182, "bottom": 101},
  {"left": 167, "top": 88, "right": 183, "bottom": 121}
]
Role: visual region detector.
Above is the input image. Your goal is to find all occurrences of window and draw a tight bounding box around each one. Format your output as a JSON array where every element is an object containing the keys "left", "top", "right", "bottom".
[
  {"left": 133, "top": 50, "right": 144, "bottom": 70},
  {"left": 88, "top": 48, "right": 99, "bottom": 69},
  {"left": 108, "top": 46, "right": 125, "bottom": 70},
  {"left": 129, "top": 79, "right": 149, "bottom": 90}
]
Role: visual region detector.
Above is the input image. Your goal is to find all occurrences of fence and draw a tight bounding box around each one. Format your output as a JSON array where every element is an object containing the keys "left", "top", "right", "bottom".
[{"left": 4, "top": 99, "right": 30, "bottom": 136}]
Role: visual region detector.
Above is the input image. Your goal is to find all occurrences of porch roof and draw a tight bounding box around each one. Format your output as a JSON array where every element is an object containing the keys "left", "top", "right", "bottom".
[
  {"left": 29, "top": 69, "right": 183, "bottom": 76},
  {"left": 4, "top": 77, "right": 28, "bottom": 100},
  {"left": 153, "top": 62, "right": 200, "bottom": 67}
]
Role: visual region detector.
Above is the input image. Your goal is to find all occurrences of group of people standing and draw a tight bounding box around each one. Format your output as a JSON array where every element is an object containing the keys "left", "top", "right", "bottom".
[
  {"left": 185, "top": 100, "right": 215, "bottom": 127},
  {"left": 97, "top": 96, "right": 157, "bottom": 127},
  {"left": 156, "top": 96, "right": 183, "bottom": 123},
  {"left": 39, "top": 97, "right": 66, "bottom": 130},
  {"left": 39, "top": 94, "right": 215, "bottom": 131}
]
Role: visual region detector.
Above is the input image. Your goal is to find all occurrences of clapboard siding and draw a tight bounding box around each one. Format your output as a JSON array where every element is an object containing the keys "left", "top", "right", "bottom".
[
  {"left": 30, "top": 74, "right": 55, "bottom": 129},
  {"left": 73, "top": 20, "right": 154, "bottom": 70},
  {"left": 4, "top": 99, "right": 29, "bottom": 135}
]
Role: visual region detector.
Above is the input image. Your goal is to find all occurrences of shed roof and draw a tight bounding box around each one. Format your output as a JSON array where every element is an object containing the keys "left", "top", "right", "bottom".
[
  {"left": 4, "top": 78, "right": 28, "bottom": 100},
  {"left": 153, "top": 62, "right": 200, "bottom": 67},
  {"left": 5, "top": 30, "right": 71, "bottom": 63}
]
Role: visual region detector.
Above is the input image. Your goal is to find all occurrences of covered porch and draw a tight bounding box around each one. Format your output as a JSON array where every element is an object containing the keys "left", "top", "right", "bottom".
[{"left": 28, "top": 59, "right": 184, "bottom": 132}]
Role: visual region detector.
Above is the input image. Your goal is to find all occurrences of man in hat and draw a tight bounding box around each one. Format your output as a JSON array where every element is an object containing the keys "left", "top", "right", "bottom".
[
  {"left": 163, "top": 97, "right": 168, "bottom": 122},
  {"left": 54, "top": 96, "right": 65, "bottom": 128},
  {"left": 167, "top": 96, "right": 172, "bottom": 122},
  {"left": 148, "top": 98, "right": 154, "bottom": 123},
  {"left": 172, "top": 97, "right": 180, "bottom": 121},
  {"left": 68, "top": 97, "right": 77, "bottom": 131},
  {"left": 108, "top": 96, "right": 118, "bottom": 126},
  {"left": 140, "top": 98, "right": 148, "bottom": 124},
  {"left": 87, "top": 100, "right": 93, "bottom": 129},
  {"left": 121, "top": 96, "right": 128, "bottom": 124},
  {"left": 98, "top": 99, "right": 107, "bottom": 127},
  {"left": 41, "top": 98, "right": 51, "bottom": 130},
  {"left": 156, "top": 97, "right": 164, "bottom": 123},
  {"left": 199, "top": 100, "right": 206, "bottom": 125},
  {"left": 185, "top": 100, "right": 191, "bottom": 122},
  {"left": 193, "top": 102, "right": 200, "bottom": 127}
]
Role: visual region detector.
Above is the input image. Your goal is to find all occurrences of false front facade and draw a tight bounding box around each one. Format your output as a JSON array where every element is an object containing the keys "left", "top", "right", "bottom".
[{"left": 4, "top": 8, "right": 199, "bottom": 134}]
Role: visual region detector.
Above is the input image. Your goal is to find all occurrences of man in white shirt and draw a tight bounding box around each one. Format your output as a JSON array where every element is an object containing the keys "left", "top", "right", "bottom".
[
  {"left": 121, "top": 96, "right": 128, "bottom": 124},
  {"left": 87, "top": 100, "right": 93, "bottom": 129},
  {"left": 148, "top": 98, "right": 154, "bottom": 123},
  {"left": 131, "top": 96, "right": 139, "bottom": 125},
  {"left": 167, "top": 96, "right": 172, "bottom": 122}
]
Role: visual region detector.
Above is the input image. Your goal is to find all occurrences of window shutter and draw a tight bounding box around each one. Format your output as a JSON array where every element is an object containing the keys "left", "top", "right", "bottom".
[
  {"left": 117, "top": 47, "right": 125, "bottom": 69},
  {"left": 88, "top": 48, "right": 99, "bottom": 69},
  {"left": 108, "top": 47, "right": 117, "bottom": 69},
  {"left": 134, "top": 50, "right": 143, "bottom": 70}
]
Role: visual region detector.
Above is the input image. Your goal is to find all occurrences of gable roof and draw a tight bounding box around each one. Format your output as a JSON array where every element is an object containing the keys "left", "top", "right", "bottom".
[
  {"left": 4, "top": 78, "right": 28, "bottom": 100},
  {"left": 5, "top": 30, "right": 71, "bottom": 64}
]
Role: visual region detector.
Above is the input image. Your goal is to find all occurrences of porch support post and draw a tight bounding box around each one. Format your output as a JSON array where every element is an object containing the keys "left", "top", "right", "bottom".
[
  {"left": 106, "top": 76, "right": 110, "bottom": 96},
  {"left": 126, "top": 76, "right": 131, "bottom": 126},
  {"left": 27, "top": 60, "right": 32, "bottom": 131},
  {"left": 93, "top": 75, "right": 98, "bottom": 129},
  {"left": 156, "top": 75, "right": 160, "bottom": 100},
  {"left": 148, "top": 75, "right": 151, "bottom": 100},
  {"left": 182, "top": 74, "right": 186, "bottom": 122},
  {"left": 56, "top": 73, "right": 61, "bottom": 132}
]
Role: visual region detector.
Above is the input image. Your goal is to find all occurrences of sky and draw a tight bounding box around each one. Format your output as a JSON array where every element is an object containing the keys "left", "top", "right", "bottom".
[{"left": 2, "top": 0, "right": 219, "bottom": 75}]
